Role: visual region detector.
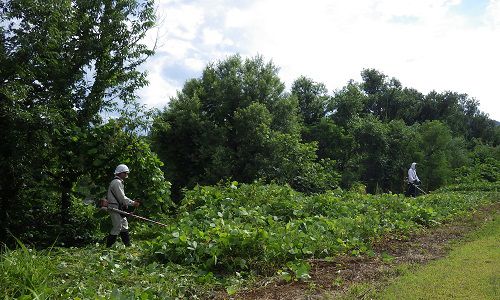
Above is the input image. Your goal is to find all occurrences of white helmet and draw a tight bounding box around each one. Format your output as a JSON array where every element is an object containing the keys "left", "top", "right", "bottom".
[{"left": 114, "top": 164, "right": 130, "bottom": 174}]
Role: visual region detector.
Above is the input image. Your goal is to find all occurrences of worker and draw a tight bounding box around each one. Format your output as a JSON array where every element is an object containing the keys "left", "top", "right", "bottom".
[
  {"left": 407, "top": 162, "right": 421, "bottom": 197},
  {"left": 105, "top": 164, "right": 140, "bottom": 247}
]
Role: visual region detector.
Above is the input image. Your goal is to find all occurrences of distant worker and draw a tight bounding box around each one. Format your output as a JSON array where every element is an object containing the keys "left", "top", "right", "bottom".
[
  {"left": 105, "top": 164, "right": 140, "bottom": 247},
  {"left": 407, "top": 162, "right": 421, "bottom": 197}
]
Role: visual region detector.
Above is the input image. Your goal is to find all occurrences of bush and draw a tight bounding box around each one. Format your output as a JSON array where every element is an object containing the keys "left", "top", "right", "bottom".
[{"left": 145, "top": 182, "right": 498, "bottom": 274}]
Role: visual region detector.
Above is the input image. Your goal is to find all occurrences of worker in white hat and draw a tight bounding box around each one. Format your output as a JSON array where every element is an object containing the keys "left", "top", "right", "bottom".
[
  {"left": 105, "top": 164, "right": 140, "bottom": 247},
  {"left": 407, "top": 162, "right": 421, "bottom": 197}
]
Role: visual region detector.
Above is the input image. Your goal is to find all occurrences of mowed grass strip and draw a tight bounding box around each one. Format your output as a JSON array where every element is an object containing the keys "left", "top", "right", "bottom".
[{"left": 377, "top": 213, "right": 500, "bottom": 300}]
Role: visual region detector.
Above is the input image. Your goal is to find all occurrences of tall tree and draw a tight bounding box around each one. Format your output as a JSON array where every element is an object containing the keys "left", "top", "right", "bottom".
[
  {"left": 0, "top": 0, "right": 158, "bottom": 227},
  {"left": 291, "top": 76, "right": 330, "bottom": 125},
  {"left": 361, "top": 68, "right": 406, "bottom": 121},
  {"left": 152, "top": 55, "right": 339, "bottom": 199},
  {"left": 351, "top": 116, "right": 389, "bottom": 193},
  {"left": 418, "top": 120, "right": 453, "bottom": 190},
  {"left": 331, "top": 81, "right": 366, "bottom": 127}
]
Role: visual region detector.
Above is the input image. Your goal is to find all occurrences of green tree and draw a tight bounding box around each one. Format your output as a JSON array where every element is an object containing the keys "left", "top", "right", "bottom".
[
  {"left": 418, "top": 121, "right": 453, "bottom": 190},
  {"left": 291, "top": 76, "right": 330, "bottom": 125},
  {"left": 0, "top": 0, "right": 165, "bottom": 236},
  {"left": 152, "top": 55, "right": 339, "bottom": 198},
  {"left": 361, "top": 68, "right": 407, "bottom": 122},
  {"left": 385, "top": 120, "right": 421, "bottom": 193},
  {"left": 232, "top": 102, "right": 273, "bottom": 181},
  {"left": 331, "top": 81, "right": 366, "bottom": 127},
  {"left": 351, "top": 116, "right": 389, "bottom": 193}
]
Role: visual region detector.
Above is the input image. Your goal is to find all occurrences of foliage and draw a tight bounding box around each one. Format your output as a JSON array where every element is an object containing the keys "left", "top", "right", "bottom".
[
  {"left": 291, "top": 76, "right": 331, "bottom": 125},
  {"left": 0, "top": 0, "right": 171, "bottom": 245},
  {"left": 146, "top": 182, "right": 498, "bottom": 275},
  {"left": 0, "top": 240, "right": 54, "bottom": 299},
  {"left": 450, "top": 143, "right": 500, "bottom": 185},
  {"left": 151, "top": 55, "right": 337, "bottom": 199},
  {"left": 0, "top": 243, "right": 220, "bottom": 299},
  {"left": 1, "top": 182, "right": 498, "bottom": 298},
  {"left": 417, "top": 121, "right": 453, "bottom": 190},
  {"left": 1, "top": 0, "right": 499, "bottom": 256}
]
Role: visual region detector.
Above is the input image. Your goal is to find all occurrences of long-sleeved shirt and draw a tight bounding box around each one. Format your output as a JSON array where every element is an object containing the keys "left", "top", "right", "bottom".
[
  {"left": 408, "top": 165, "right": 420, "bottom": 183},
  {"left": 107, "top": 176, "right": 134, "bottom": 208}
]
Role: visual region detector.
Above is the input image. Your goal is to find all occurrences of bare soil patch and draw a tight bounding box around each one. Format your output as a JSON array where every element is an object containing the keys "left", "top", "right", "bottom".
[{"left": 218, "top": 202, "right": 499, "bottom": 300}]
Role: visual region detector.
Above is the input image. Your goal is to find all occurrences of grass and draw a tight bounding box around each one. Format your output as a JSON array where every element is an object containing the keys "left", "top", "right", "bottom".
[
  {"left": 0, "top": 240, "right": 54, "bottom": 299},
  {"left": 1, "top": 187, "right": 498, "bottom": 299},
  {"left": 374, "top": 212, "right": 500, "bottom": 299},
  {"left": 0, "top": 242, "right": 223, "bottom": 299}
]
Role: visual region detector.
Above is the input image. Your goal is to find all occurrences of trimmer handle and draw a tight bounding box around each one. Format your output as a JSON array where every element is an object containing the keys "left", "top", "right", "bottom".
[{"left": 99, "top": 198, "right": 109, "bottom": 208}]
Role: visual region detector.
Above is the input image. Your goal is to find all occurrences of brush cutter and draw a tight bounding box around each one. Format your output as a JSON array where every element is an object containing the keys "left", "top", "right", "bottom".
[
  {"left": 414, "top": 184, "right": 427, "bottom": 195},
  {"left": 99, "top": 198, "right": 169, "bottom": 227}
]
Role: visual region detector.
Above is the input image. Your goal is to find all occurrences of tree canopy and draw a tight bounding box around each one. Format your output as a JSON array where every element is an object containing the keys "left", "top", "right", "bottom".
[
  {"left": 151, "top": 55, "right": 339, "bottom": 200},
  {"left": 0, "top": 0, "right": 170, "bottom": 245}
]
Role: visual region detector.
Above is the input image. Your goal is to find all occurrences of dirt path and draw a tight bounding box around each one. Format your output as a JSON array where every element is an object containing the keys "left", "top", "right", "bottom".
[{"left": 226, "top": 203, "right": 499, "bottom": 300}]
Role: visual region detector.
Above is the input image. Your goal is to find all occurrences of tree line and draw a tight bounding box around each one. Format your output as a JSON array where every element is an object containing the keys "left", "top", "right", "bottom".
[
  {"left": 1, "top": 0, "right": 498, "bottom": 247},
  {"left": 152, "top": 54, "right": 499, "bottom": 199}
]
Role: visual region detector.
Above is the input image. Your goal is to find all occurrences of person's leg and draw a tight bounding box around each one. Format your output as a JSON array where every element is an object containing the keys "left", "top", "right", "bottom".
[
  {"left": 119, "top": 217, "right": 131, "bottom": 246},
  {"left": 120, "top": 231, "right": 131, "bottom": 246},
  {"left": 106, "top": 234, "right": 118, "bottom": 247},
  {"left": 410, "top": 183, "right": 416, "bottom": 197},
  {"left": 106, "top": 210, "right": 122, "bottom": 247}
]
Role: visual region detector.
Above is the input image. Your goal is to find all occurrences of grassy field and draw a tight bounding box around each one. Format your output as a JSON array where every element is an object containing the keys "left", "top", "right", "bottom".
[
  {"left": 373, "top": 211, "right": 499, "bottom": 299},
  {"left": 1, "top": 186, "right": 498, "bottom": 299}
]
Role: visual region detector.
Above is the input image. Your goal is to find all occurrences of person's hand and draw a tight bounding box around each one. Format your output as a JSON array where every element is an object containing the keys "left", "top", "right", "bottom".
[{"left": 133, "top": 200, "right": 141, "bottom": 207}]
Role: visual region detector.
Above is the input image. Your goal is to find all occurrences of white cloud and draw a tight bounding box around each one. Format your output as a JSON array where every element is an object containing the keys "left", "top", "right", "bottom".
[
  {"left": 486, "top": 0, "right": 500, "bottom": 27},
  {"left": 184, "top": 57, "right": 205, "bottom": 71},
  {"left": 138, "top": 0, "right": 500, "bottom": 120},
  {"left": 162, "top": 4, "right": 204, "bottom": 41},
  {"left": 138, "top": 71, "right": 178, "bottom": 107},
  {"left": 225, "top": 7, "right": 251, "bottom": 28},
  {"left": 163, "top": 39, "right": 193, "bottom": 59},
  {"left": 203, "top": 28, "right": 224, "bottom": 46}
]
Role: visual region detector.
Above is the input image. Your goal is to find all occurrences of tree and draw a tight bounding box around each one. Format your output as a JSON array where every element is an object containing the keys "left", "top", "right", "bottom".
[
  {"left": 360, "top": 69, "right": 406, "bottom": 121},
  {"left": 0, "top": 0, "right": 162, "bottom": 232},
  {"left": 291, "top": 76, "right": 330, "bottom": 125},
  {"left": 351, "top": 116, "right": 389, "bottom": 193},
  {"left": 331, "top": 81, "right": 366, "bottom": 127},
  {"left": 385, "top": 120, "right": 421, "bottom": 193},
  {"left": 418, "top": 121, "right": 453, "bottom": 190},
  {"left": 152, "top": 55, "right": 339, "bottom": 198}
]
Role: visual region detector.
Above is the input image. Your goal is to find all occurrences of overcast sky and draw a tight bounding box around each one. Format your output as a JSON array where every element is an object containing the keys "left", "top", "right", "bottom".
[{"left": 138, "top": 0, "right": 500, "bottom": 120}]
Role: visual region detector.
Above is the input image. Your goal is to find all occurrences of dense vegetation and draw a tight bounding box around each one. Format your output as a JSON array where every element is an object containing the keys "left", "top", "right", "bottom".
[
  {"left": 1, "top": 0, "right": 499, "bottom": 298},
  {"left": 1, "top": 182, "right": 498, "bottom": 299},
  {"left": 0, "top": 0, "right": 171, "bottom": 247},
  {"left": 151, "top": 55, "right": 499, "bottom": 199}
]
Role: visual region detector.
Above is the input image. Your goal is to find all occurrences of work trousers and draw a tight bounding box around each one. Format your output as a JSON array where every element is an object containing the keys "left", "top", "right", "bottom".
[{"left": 108, "top": 204, "right": 129, "bottom": 235}]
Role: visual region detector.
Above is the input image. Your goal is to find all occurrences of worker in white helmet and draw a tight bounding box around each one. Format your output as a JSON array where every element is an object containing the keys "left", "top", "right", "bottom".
[
  {"left": 407, "top": 162, "right": 421, "bottom": 197},
  {"left": 105, "top": 164, "right": 140, "bottom": 247}
]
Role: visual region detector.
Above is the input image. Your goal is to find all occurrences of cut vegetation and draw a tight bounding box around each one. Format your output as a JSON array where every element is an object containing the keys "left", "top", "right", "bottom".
[{"left": 374, "top": 208, "right": 499, "bottom": 300}]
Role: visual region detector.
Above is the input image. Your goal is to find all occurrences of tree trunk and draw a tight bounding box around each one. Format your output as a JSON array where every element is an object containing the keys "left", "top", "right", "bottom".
[{"left": 60, "top": 178, "right": 74, "bottom": 225}]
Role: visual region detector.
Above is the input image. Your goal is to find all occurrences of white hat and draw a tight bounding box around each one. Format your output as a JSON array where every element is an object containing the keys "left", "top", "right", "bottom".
[{"left": 114, "top": 164, "right": 130, "bottom": 174}]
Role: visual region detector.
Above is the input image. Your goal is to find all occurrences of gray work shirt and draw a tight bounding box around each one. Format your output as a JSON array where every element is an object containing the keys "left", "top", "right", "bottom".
[{"left": 107, "top": 176, "right": 134, "bottom": 208}]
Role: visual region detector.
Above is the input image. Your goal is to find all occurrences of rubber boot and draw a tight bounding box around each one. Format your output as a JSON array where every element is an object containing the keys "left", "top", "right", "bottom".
[
  {"left": 106, "top": 234, "right": 118, "bottom": 248},
  {"left": 120, "top": 231, "right": 131, "bottom": 247}
]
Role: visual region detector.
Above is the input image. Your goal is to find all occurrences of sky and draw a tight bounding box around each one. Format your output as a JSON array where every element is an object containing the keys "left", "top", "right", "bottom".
[{"left": 138, "top": 0, "right": 500, "bottom": 121}]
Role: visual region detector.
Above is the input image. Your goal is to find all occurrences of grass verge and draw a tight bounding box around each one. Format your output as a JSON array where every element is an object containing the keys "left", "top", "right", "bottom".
[{"left": 365, "top": 210, "right": 499, "bottom": 299}]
